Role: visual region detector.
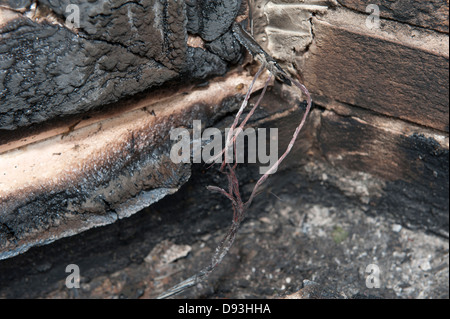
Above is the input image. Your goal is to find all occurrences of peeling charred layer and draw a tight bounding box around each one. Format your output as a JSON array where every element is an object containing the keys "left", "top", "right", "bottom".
[
  {"left": 0, "top": 122, "right": 191, "bottom": 260},
  {"left": 0, "top": 7, "right": 177, "bottom": 131},
  {"left": 313, "top": 10, "right": 448, "bottom": 132},
  {"left": 0, "top": 0, "right": 245, "bottom": 131},
  {"left": 0, "top": 70, "right": 269, "bottom": 260},
  {"left": 185, "top": 0, "right": 243, "bottom": 41}
]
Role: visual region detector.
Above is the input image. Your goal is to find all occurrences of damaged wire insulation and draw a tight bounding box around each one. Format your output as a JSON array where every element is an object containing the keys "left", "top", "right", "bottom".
[{"left": 157, "top": 12, "right": 312, "bottom": 300}]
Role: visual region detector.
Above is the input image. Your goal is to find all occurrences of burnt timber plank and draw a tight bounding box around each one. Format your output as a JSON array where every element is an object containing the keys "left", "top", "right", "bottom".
[
  {"left": 298, "top": 8, "right": 449, "bottom": 132},
  {"left": 337, "top": 0, "right": 449, "bottom": 33},
  {"left": 0, "top": 71, "right": 267, "bottom": 260},
  {"left": 0, "top": 0, "right": 242, "bottom": 131}
]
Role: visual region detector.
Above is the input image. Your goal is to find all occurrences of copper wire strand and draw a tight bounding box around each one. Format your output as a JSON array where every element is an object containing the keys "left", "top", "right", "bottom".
[{"left": 156, "top": 6, "right": 312, "bottom": 299}]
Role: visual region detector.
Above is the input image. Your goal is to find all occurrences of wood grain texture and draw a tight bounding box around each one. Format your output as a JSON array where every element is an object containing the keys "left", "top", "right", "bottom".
[
  {"left": 337, "top": 0, "right": 449, "bottom": 33},
  {"left": 299, "top": 9, "right": 449, "bottom": 132}
]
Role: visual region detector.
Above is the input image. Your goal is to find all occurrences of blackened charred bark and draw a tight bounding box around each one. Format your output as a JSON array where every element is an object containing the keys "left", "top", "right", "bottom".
[{"left": 0, "top": 0, "right": 243, "bottom": 131}]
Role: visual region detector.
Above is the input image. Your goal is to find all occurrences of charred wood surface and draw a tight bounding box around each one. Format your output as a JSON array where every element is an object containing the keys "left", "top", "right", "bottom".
[{"left": 0, "top": 0, "right": 448, "bottom": 299}]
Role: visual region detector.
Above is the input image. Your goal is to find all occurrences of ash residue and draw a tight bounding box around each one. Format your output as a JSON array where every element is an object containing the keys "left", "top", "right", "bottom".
[{"left": 0, "top": 162, "right": 447, "bottom": 299}]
